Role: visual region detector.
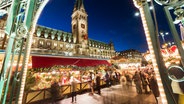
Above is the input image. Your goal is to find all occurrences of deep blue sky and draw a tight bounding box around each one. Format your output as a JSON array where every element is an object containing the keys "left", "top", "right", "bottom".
[{"left": 37, "top": 0, "right": 173, "bottom": 53}]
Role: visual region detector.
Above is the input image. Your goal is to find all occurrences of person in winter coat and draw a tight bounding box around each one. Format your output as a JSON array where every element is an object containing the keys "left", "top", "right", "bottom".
[
  {"left": 104, "top": 70, "right": 110, "bottom": 87},
  {"left": 95, "top": 72, "right": 101, "bottom": 95},
  {"left": 149, "top": 74, "right": 160, "bottom": 104},
  {"left": 133, "top": 71, "right": 142, "bottom": 94},
  {"left": 50, "top": 80, "right": 60, "bottom": 104},
  {"left": 121, "top": 73, "right": 127, "bottom": 91},
  {"left": 70, "top": 75, "right": 80, "bottom": 103},
  {"left": 140, "top": 72, "right": 150, "bottom": 94}
]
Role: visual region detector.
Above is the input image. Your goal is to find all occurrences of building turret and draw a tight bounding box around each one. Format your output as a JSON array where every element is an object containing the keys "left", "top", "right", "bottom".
[
  {"left": 71, "top": 0, "right": 88, "bottom": 44},
  {"left": 109, "top": 41, "right": 115, "bottom": 50}
]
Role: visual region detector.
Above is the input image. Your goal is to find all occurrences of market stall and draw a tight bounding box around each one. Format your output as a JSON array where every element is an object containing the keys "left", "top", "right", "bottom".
[{"left": 23, "top": 56, "right": 111, "bottom": 104}]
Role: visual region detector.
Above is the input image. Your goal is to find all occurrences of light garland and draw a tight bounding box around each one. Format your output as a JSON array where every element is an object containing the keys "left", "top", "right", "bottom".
[
  {"left": 133, "top": 0, "right": 168, "bottom": 103},
  {"left": 139, "top": 6, "right": 168, "bottom": 104},
  {"left": 18, "top": 0, "right": 49, "bottom": 104}
]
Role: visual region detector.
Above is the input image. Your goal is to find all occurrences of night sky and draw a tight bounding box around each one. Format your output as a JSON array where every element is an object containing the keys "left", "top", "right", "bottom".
[{"left": 37, "top": 0, "right": 174, "bottom": 53}]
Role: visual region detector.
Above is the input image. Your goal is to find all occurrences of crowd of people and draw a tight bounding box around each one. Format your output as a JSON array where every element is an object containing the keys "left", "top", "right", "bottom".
[
  {"left": 68, "top": 69, "right": 122, "bottom": 103},
  {"left": 120, "top": 68, "right": 160, "bottom": 103},
  {"left": 50, "top": 67, "right": 160, "bottom": 104},
  {"left": 69, "top": 68, "right": 161, "bottom": 103}
]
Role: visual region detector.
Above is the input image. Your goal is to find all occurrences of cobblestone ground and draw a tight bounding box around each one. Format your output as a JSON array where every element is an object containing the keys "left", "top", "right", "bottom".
[
  {"left": 101, "top": 85, "right": 157, "bottom": 104},
  {"left": 54, "top": 84, "right": 158, "bottom": 104}
]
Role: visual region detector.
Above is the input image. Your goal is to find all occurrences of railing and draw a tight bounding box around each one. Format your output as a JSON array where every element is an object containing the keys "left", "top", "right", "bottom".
[{"left": 23, "top": 80, "right": 106, "bottom": 104}]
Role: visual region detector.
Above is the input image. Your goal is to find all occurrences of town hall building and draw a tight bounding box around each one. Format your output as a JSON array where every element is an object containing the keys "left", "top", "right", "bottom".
[{"left": 31, "top": 0, "right": 116, "bottom": 59}]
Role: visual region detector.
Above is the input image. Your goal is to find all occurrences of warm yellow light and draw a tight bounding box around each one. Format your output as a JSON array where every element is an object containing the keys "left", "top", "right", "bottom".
[
  {"left": 18, "top": 0, "right": 49, "bottom": 104},
  {"left": 135, "top": 2, "right": 168, "bottom": 104}
]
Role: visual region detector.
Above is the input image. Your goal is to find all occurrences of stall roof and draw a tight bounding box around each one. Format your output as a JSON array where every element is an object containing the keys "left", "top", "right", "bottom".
[{"left": 32, "top": 56, "right": 111, "bottom": 68}]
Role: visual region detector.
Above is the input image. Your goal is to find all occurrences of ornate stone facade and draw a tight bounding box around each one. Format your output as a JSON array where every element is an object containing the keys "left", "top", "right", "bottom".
[
  {"left": 0, "top": 0, "right": 115, "bottom": 59},
  {"left": 32, "top": 25, "right": 115, "bottom": 59},
  {"left": 113, "top": 49, "right": 144, "bottom": 68}
]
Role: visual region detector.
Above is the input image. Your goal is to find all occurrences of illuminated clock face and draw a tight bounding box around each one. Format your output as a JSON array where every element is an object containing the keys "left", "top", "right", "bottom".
[{"left": 81, "top": 24, "right": 85, "bottom": 29}]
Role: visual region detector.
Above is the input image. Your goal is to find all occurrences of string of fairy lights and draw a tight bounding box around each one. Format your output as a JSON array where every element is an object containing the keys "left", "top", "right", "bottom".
[{"left": 133, "top": 0, "right": 168, "bottom": 103}]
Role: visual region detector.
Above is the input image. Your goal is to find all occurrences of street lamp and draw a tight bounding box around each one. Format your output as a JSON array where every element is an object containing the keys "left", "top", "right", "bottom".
[
  {"left": 149, "top": 5, "right": 154, "bottom": 10},
  {"left": 134, "top": 5, "right": 153, "bottom": 17},
  {"left": 134, "top": 11, "right": 140, "bottom": 17},
  {"left": 167, "top": 41, "right": 174, "bottom": 47},
  {"left": 159, "top": 31, "right": 169, "bottom": 43}
]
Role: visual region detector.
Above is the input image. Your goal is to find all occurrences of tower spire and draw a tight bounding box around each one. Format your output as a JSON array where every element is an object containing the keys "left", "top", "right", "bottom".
[
  {"left": 74, "top": 0, "right": 84, "bottom": 11},
  {"left": 72, "top": 0, "right": 88, "bottom": 54}
]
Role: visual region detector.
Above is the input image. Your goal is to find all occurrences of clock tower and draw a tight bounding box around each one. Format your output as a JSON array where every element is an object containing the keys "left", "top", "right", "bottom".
[{"left": 71, "top": 0, "right": 88, "bottom": 45}]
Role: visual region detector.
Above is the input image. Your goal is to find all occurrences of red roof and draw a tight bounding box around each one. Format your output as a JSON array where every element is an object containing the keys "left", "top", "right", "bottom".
[{"left": 32, "top": 56, "right": 111, "bottom": 68}]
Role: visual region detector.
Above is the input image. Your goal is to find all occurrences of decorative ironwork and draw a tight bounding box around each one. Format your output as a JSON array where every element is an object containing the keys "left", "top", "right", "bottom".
[
  {"left": 133, "top": 0, "right": 146, "bottom": 8},
  {"left": 168, "top": 65, "right": 184, "bottom": 82},
  {"left": 35, "top": 0, "right": 46, "bottom": 13},
  {"left": 16, "top": 24, "right": 28, "bottom": 39},
  {"left": 173, "top": 5, "right": 184, "bottom": 24},
  {"left": 154, "top": 0, "right": 182, "bottom": 5},
  {"left": 0, "top": 0, "right": 49, "bottom": 104},
  {"left": 133, "top": 0, "right": 178, "bottom": 103}
]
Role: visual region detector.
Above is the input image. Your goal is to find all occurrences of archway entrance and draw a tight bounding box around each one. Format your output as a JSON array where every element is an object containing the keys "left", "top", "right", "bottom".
[
  {"left": 0, "top": 1, "right": 114, "bottom": 104},
  {"left": 0, "top": 0, "right": 183, "bottom": 104},
  {"left": 133, "top": 0, "right": 184, "bottom": 104},
  {"left": 0, "top": 0, "right": 49, "bottom": 104}
]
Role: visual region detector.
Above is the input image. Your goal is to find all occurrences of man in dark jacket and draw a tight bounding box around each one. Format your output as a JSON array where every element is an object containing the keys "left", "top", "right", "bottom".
[
  {"left": 149, "top": 74, "right": 160, "bottom": 104},
  {"left": 95, "top": 73, "right": 101, "bottom": 95},
  {"left": 133, "top": 71, "right": 142, "bottom": 94},
  {"left": 105, "top": 71, "right": 110, "bottom": 87},
  {"left": 50, "top": 80, "right": 60, "bottom": 104}
]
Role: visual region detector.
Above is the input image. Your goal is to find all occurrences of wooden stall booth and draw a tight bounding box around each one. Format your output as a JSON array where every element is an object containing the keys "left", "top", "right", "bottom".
[{"left": 23, "top": 56, "right": 111, "bottom": 104}]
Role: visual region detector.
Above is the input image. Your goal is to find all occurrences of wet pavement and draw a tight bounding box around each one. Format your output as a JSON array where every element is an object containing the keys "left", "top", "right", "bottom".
[{"left": 54, "top": 84, "right": 159, "bottom": 104}]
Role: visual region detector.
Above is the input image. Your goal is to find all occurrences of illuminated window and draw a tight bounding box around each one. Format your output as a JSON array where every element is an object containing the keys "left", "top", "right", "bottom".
[
  {"left": 32, "top": 39, "right": 36, "bottom": 44},
  {"left": 39, "top": 41, "right": 43, "bottom": 45},
  {"left": 54, "top": 43, "right": 57, "bottom": 47},
  {"left": 47, "top": 42, "right": 50, "bottom": 46},
  {"left": 73, "top": 24, "right": 76, "bottom": 29}
]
